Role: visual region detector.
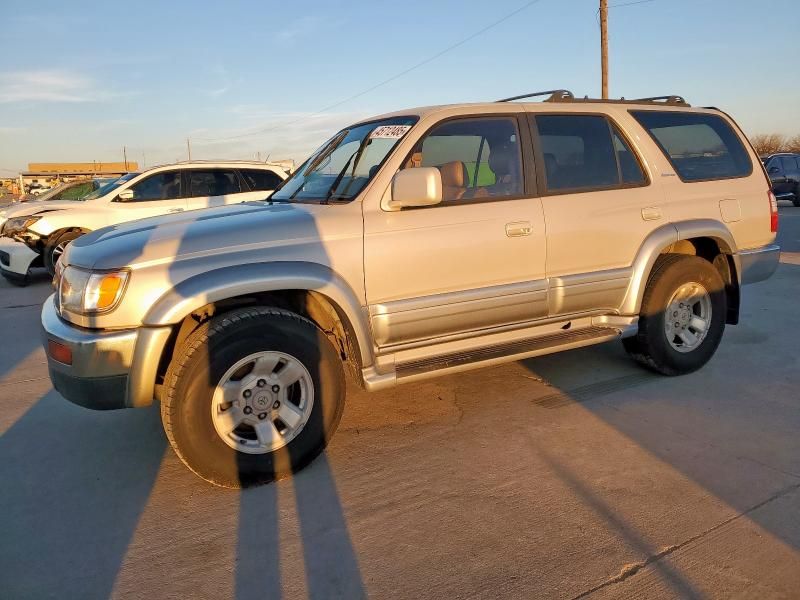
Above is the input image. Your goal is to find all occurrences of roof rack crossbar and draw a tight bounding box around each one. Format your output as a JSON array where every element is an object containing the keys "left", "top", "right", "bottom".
[
  {"left": 634, "top": 95, "right": 688, "bottom": 106},
  {"left": 497, "top": 89, "right": 574, "bottom": 103}
]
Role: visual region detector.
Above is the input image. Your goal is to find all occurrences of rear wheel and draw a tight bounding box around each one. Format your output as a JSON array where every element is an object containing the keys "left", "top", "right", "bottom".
[
  {"left": 44, "top": 230, "right": 82, "bottom": 275},
  {"left": 624, "top": 254, "right": 726, "bottom": 375},
  {"left": 161, "top": 306, "right": 346, "bottom": 488}
]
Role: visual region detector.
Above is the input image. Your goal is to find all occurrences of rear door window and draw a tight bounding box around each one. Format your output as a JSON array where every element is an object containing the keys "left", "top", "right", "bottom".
[
  {"left": 534, "top": 114, "right": 645, "bottom": 192},
  {"left": 631, "top": 111, "right": 752, "bottom": 182},
  {"left": 780, "top": 156, "right": 797, "bottom": 173},
  {"left": 186, "top": 169, "right": 241, "bottom": 197},
  {"left": 240, "top": 169, "right": 283, "bottom": 192}
]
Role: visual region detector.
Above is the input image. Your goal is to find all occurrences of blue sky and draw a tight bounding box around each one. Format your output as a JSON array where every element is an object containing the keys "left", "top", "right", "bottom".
[{"left": 1, "top": 0, "right": 798, "bottom": 173}]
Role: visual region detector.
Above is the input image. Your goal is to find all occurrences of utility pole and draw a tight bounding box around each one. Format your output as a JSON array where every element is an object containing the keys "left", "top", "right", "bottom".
[
  {"left": 123, "top": 146, "right": 128, "bottom": 170},
  {"left": 600, "top": 0, "right": 609, "bottom": 99},
  {"left": 187, "top": 139, "right": 192, "bottom": 161}
]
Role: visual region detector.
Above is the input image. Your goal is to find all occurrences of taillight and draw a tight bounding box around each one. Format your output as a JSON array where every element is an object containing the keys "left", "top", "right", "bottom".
[{"left": 768, "top": 190, "right": 778, "bottom": 233}]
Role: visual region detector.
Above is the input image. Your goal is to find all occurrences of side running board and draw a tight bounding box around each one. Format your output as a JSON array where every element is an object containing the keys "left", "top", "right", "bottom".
[{"left": 396, "top": 325, "right": 621, "bottom": 380}]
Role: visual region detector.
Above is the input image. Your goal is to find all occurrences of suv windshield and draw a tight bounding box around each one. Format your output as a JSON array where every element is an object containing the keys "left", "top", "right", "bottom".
[
  {"left": 83, "top": 172, "right": 139, "bottom": 200},
  {"left": 271, "top": 116, "right": 418, "bottom": 203}
]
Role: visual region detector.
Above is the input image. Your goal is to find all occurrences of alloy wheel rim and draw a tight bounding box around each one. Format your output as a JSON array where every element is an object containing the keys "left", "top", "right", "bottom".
[
  {"left": 664, "top": 281, "right": 712, "bottom": 353},
  {"left": 210, "top": 351, "right": 314, "bottom": 454},
  {"left": 52, "top": 241, "right": 69, "bottom": 262}
]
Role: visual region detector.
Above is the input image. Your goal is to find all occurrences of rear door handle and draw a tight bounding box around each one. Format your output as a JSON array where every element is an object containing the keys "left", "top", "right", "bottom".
[{"left": 505, "top": 221, "right": 532, "bottom": 237}]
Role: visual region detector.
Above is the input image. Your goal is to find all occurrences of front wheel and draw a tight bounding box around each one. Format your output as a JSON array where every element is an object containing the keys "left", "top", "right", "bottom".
[
  {"left": 44, "top": 230, "right": 83, "bottom": 276},
  {"left": 624, "top": 254, "right": 726, "bottom": 375},
  {"left": 161, "top": 306, "right": 346, "bottom": 488}
]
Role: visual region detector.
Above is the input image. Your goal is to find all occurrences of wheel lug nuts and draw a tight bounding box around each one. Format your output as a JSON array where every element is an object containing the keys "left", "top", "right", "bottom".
[
  {"left": 243, "top": 406, "right": 252, "bottom": 415},
  {"left": 257, "top": 379, "right": 266, "bottom": 388},
  {"left": 272, "top": 385, "right": 280, "bottom": 393},
  {"left": 258, "top": 412, "right": 268, "bottom": 420},
  {"left": 273, "top": 401, "right": 280, "bottom": 409}
]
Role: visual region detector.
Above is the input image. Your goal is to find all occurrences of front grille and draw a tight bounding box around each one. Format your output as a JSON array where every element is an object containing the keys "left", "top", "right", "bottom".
[{"left": 0, "top": 250, "right": 9, "bottom": 267}]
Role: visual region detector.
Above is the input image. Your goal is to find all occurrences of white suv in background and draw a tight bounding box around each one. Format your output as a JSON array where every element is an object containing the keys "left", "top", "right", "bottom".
[{"left": 0, "top": 161, "right": 288, "bottom": 284}]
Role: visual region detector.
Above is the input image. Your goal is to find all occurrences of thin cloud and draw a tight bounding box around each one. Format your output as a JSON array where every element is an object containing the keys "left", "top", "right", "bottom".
[
  {"left": 0, "top": 70, "right": 126, "bottom": 103},
  {"left": 274, "top": 16, "right": 345, "bottom": 44}
]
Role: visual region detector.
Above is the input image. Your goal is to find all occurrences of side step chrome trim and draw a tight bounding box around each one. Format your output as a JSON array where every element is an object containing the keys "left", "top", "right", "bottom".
[{"left": 395, "top": 325, "right": 621, "bottom": 381}]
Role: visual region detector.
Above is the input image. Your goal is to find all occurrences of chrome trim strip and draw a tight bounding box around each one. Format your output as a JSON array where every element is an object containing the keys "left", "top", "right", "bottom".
[
  {"left": 369, "top": 280, "right": 548, "bottom": 347},
  {"left": 548, "top": 267, "right": 632, "bottom": 315}
]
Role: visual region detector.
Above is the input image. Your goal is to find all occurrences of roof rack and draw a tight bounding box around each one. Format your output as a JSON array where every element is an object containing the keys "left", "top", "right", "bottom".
[
  {"left": 496, "top": 89, "right": 574, "bottom": 103},
  {"left": 634, "top": 95, "right": 689, "bottom": 106},
  {"left": 496, "top": 90, "right": 690, "bottom": 107}
]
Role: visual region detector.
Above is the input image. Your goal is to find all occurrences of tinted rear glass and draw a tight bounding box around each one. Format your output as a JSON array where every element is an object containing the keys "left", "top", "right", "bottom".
[
  {"left": 241, "top": 169, "right": 283, "bottom": 192},
  {"left": 631, "top": 111, "right": 752, "bottom": 182}
]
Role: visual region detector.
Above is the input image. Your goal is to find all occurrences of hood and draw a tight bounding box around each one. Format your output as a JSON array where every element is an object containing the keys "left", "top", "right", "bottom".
[
  {"left": 0, "top": 200, "right": 83, "bottom": 221},
  {"left": 67, "top": 201, "right": 334, "bottom": 270}
]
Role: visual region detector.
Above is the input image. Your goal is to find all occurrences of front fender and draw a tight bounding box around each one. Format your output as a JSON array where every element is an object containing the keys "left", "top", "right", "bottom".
[{"left": 142, "top": 261, "right": 375, "bottom": 368}]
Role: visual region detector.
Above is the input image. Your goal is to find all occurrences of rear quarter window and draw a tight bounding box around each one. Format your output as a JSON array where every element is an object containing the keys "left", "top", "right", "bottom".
[
  {"left": 631, "top": 111, "right": 753, "bottom": 182},
  {"left": 240, "top": 169, "right": 284, "bottom": 192}
]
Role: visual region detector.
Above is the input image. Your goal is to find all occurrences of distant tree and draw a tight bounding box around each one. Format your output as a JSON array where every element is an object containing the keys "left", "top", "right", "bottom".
[
  {"left": 786, "top": 134, "right": 800, "bottom": 154},
  {"left": 750, "top": 133, "right": 788, "bottom": 156}
]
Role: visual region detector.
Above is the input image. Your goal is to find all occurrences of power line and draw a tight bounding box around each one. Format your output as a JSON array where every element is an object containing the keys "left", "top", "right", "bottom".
[
  {"left": 609, "top": 0, "right": 656, "bottom": 8},
  {"left": 194, "top": 0, "right": 544, "bottom": 144}
]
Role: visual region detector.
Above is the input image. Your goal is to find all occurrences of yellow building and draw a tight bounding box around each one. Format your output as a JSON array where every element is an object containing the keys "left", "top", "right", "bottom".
[{"left": 22, "top": 161, "right": 138, "bottom": 185}]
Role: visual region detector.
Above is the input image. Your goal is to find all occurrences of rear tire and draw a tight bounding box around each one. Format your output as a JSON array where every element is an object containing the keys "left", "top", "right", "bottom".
[
  {"left": 624, "top": 254, "right": 726, "bottom": 375},
  {"left": 44, "top": 230, "right": 82, "bottom": 275},
  {"left": 161, "top": 306, "right": 346, "bottom": 488}
]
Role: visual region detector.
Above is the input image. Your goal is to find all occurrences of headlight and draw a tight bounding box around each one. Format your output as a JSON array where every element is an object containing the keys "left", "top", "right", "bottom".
[
  {"left": 4, "top": 215, "right": 41, "bottom": 235},
  {"left": 59, "top": 266, "right": 130, "bottom": 314}
]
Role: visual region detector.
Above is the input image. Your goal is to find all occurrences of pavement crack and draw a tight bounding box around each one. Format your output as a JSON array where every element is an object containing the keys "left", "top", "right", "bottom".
[{"left": 572, "top": 481, "right": 800, "bottom": 599}]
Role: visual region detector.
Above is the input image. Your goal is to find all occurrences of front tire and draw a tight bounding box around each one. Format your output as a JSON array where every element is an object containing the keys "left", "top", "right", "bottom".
[
  {"left": 624, "top": 254, "right": 726, "bottom": 375},
  {"left": 44, "top": 230, "right": 82, "bottom": 276},
  {"left": 161, "top": 306, "right": 346, "bottom": 488}
]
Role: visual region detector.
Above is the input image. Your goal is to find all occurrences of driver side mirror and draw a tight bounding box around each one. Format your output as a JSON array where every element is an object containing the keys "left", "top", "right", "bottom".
[
  {"left": 117, "top": 189, "right": 134, "bottom": 201},
  {"left": 768, "top": 166, "right": 781, "bottom": 174},
  {"left": 388, "top": 167, "right": 442, "bottom": 210}
]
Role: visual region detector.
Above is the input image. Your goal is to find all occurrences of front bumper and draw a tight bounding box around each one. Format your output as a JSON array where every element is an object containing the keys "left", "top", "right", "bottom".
[
  {"left": 40, "top": 296, "right": 173, "bottom": 410},
  {"left": 0, "top": 236, "right": 39, "bottom": 277},
  {"left": 738, "top": 244, "right": 780, "bottom": 285}
]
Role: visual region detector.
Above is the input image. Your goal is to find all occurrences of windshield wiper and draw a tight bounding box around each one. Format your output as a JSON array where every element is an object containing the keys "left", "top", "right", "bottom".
[
  {"left": 324, "top": 149, "right": 360, "bottom": 204},
  {"left": 324, "top": 136, "right": 374, "bottom": 203}
]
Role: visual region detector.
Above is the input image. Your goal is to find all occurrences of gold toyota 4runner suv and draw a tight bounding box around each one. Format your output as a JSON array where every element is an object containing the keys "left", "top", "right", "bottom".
[{"left": 41, "top": 91, "right": 780, "bottom": 487}]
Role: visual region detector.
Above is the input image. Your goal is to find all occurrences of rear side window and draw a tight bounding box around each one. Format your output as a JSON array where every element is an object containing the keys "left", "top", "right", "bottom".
[
  {"left": 535, "top": 115, "right": 645, "bottom": 192},
  {"left": 187, "top": 170, "right": 241, "bottom": 197},
  {"left": 631, "top": 111, "right": 752, "bottom": 182},
  {"left": 240, "top": 169, "right": 283, "bottom": 192},
  {"left": 780, "top": 156, "right": 797, "bottom": 172}
]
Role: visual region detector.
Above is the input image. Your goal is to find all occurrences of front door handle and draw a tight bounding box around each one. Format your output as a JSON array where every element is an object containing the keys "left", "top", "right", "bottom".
[
  {"left": 169, "top": 208, "right": 185, "bottom": 213},
  {"left": 505, "top": 221, "right": 532, "bottom": 237}
]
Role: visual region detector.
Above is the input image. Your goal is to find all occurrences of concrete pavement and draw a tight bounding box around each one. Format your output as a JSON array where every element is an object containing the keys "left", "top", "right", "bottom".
[{"left": 0, "top": 205, "right": 798, "bottom": 599}]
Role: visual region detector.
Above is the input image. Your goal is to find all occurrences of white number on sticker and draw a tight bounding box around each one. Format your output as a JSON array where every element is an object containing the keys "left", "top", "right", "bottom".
[{"left": 370, "top": 125, "right": 412, "bottom": 139}]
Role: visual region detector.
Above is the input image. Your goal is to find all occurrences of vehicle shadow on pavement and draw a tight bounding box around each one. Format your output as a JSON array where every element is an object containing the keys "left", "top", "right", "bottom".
[
  {"left": 520, "top": 262, "right": 800, "bottom": 592},
  {"left": 0, "top": 392, "right": 166, "bottom": 600}
]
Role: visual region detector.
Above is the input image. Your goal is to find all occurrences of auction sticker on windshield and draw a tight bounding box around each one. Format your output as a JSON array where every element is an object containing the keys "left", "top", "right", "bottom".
[{"left": 370, "top": 125, "right": 412, "bottom": 139}]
